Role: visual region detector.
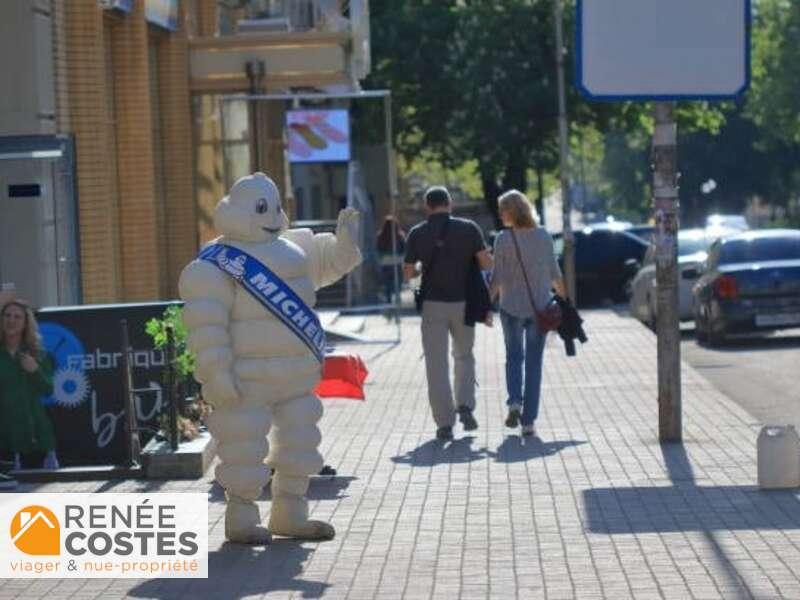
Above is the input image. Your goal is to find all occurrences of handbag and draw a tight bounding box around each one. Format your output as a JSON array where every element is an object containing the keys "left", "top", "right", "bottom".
[
  {"left": 510, "top": 229, "right": 562, "bottom": 332},
  {"left": 414, "top": 218, "right": 450, "bottom": 313}
]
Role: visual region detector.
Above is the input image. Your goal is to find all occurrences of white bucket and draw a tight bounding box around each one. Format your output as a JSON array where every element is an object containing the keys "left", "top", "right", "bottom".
[{"left": 757, "top": 425, "right": 800, "bottom": 490}]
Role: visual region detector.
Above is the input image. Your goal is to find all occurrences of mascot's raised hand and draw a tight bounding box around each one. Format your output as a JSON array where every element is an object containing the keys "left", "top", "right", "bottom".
[
  {"left": 336, "top": 207, "right": 361, "bottom": 248},
  {"left": 179, "top": 172, "right": 361, "bottom": 544}
]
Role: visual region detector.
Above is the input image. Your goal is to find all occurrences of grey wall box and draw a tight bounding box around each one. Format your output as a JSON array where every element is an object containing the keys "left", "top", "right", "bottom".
[{"left": 0, "top": 135, "right": 81, "bottom": 308}]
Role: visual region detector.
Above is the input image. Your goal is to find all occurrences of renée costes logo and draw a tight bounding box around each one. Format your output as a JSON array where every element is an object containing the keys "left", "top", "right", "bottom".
[{"left": 0, "top": 493, "right": 208, "bottom": 578}]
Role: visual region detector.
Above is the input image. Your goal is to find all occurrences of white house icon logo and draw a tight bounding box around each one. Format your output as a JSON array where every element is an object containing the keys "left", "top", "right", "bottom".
[{"left": 9, "top": 505, "right": 60, "bottom": 555}]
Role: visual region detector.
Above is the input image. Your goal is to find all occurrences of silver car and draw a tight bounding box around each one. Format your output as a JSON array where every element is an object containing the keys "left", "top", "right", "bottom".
[
  {"left": 629, "top": 228, "right": 732, "bottom": 326},
  {"left": 706, "top": 213, "right": 749, "bottom": 232}
]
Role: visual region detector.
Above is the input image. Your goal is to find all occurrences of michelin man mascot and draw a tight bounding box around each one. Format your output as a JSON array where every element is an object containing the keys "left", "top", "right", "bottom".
[{"left": 179, "top": 172, "right": 361, "bottom": 544}]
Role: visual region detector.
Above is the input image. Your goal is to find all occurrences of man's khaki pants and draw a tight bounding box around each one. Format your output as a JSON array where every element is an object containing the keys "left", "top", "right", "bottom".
[{"left": 421, "top": 300, "right": 476, "bottom": 428}]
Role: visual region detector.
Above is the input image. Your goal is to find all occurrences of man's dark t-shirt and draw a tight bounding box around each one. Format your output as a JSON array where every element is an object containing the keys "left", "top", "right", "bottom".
[{"left": 404, "top": 214, "right": 487, "bottom": 302}]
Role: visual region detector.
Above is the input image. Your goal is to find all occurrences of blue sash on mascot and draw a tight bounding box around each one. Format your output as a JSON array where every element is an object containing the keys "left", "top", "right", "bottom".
[{"left": 197, "top": 243, "right": 325, "bottom": 363}]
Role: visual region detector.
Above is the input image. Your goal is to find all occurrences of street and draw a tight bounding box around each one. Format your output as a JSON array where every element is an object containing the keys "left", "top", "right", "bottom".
[{"left": 680, "top": 327, "right": 800, "bottom": 429}]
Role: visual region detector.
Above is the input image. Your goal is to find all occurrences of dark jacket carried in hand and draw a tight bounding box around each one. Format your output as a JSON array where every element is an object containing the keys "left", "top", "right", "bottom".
[
  {"left": 555, "top": 296, "right": 588, "bottom": 356},
  {"left": 464, "top": 259, "right": 492, "bottom": 327}
]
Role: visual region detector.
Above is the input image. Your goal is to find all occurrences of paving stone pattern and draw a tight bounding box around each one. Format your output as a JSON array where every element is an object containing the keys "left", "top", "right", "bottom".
[{"left": 1, "top": 310, "right": 799, "bottom": 599}]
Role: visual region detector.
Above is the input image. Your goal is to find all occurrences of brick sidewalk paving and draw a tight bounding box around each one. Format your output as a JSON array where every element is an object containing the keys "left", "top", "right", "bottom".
[{"left": 2, "top": 309, "right": 800, "bottom": 599}]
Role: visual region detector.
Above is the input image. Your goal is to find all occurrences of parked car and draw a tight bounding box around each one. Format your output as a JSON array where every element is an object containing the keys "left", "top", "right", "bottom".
[
  {"left": 553, "top": 226, "right": 650, "bottom": 304},
  {"left": 692, "top": 229, "right": 800, "bottom": 345},
  {"left": 627, "top": 225, "right": 655, "bottom": 241},
  {"left": 583, "top": 218, "right": 634, "bottom": 231},
  {"left": 581, "top": 220, "right": 654, "bottom": 242},
  {"left": 629, "top": 228, "right": 725, "bottom": 326},
  {"left": 706, "top": 213, "right": 749, "bottom": 232}
]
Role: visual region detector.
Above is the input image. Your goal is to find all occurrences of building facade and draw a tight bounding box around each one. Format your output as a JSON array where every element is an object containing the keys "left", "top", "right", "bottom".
[
  {"left": 0, "top": 0, "right": 198, "bottom": 306},
  {"left": 0, "top": 0, "right": 371, "bottom": 307}
]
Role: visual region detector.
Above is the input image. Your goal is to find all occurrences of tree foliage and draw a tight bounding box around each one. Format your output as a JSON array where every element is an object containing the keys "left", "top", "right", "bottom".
[
  {"left": 367, "top": 0, "right": 568, "bottom": 221},
  {"left": 368, "top": 0, "right": 800, "bottom": 225}
]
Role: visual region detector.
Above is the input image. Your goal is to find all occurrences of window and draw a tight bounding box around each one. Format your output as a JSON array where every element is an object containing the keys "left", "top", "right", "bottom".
[{"left": 720, "top": 236, "right": 800, "bottom": 264}]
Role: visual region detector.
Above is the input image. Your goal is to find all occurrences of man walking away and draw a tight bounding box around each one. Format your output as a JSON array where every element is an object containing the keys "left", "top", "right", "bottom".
[{"left": 404, "top": 186, "right": 493, "bottom": 441}]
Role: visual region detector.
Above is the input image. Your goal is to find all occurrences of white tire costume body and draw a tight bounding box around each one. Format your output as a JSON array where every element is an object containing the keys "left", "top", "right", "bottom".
[{"left": 178, "top": 173, "right": 361, "bottom": 543}]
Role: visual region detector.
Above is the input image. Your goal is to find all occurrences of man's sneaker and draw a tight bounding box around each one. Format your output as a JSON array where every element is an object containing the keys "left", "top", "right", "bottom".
[
  {"left": 458, "top": 407, "right": 478, "bottom": 431},
  {"left": 0, "top": 473, "right": 18, "bottom": 490},
  {"left": 436, "top": 426, "right": 454, "bottom": 441},
  {"left": 505, "top": 404, "right": 522, "bottom": 428},
  {"left": 521, "top": 424, "right": 536, "bottom": 437}
]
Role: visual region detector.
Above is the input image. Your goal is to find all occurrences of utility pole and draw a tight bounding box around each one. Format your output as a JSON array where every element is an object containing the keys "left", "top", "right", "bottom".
[
  {"left": 554, "top": 0, "right": 575, "bottom": 302},
  {"left": 652, "top": 102, "right": 682, "bottom": 442}
]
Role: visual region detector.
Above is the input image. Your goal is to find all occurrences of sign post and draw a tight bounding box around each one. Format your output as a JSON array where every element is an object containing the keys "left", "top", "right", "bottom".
[
  {"left": 577, "top": 0, "right": 750, "bottom": 442},
  {"left": 555, "top": 0, "right": 576, "bottom": 303},
  {"left": 652, "top": 102, "right": 681, "bottom": 441}
]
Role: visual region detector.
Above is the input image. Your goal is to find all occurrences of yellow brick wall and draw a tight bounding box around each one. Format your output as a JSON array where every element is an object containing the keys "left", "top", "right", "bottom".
[
  {"left": 158, "top": 3, "right": 198, "bottom": 295},
  {"left": 192, "top": 0, "right": 224, "bottom": 245},
  {"left": 60, "top": 0, "right": 123, "bottom": 303},
  {"left": 109, "top": 1, "right": 162, "bottom": 301},
  {"left": 193, "top": 94, "right": 226, "bottom": 245},
  {"left": 51, "top": 0, "right": 70, "bottom": 133},
  {"left": 196, "top": 0, "right": 218, "bottom": 37},
  {"left": 54, "top": 1, "right": 199, "bottom": 303}
]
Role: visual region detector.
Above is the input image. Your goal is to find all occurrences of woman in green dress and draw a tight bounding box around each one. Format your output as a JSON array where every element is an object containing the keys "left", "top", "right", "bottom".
[{"left": 0, "top": 300, "right": 59, "bottom": 470}]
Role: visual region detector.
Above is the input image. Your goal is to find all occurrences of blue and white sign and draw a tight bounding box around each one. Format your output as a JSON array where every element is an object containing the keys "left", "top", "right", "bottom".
[{"left": 577, "top": 0, "right": 750, "bottom": 101}]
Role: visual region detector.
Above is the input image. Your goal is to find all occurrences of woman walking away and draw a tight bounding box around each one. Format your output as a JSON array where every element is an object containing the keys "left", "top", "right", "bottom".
[
  {"left": 490, "top": 190, "right": 567, "bottom": 436},
  {"left": 0, "top": 300, "right": 59, "bottom": 470}
]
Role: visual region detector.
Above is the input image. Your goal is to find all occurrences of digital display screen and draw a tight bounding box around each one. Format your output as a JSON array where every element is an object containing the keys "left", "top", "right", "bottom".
[{"left": 286, "top": 109, "right": 351, "bottom": 163}]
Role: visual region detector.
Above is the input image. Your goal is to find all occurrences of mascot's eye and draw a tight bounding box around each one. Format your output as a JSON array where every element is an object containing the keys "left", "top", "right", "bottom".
[{"left": 256, "top": 198, "right": 268, "bottom": 214}]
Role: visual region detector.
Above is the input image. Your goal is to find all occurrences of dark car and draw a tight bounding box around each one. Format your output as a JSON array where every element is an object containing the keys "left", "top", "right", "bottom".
[
  {"left": 553, "top": 226, "right": 650, "bottom": 304},
  {"left": 692, "top": 229, "right": 800, "bottom": 345},
  {"left": 627, "top": 225, "right": 655, "bottom": 241}
]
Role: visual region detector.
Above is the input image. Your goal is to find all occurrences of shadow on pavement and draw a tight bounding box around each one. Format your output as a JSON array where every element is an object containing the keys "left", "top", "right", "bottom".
[
  {"left": 489, "top": 435, "right": 586, "bottom": 463},
  {"left": 583, "top": 483, "right": 800, "bottom": 534},
  {"left": 208, "top": 476, "right": 358, "bottom": 503},
  {"left": 710, "top": 333, "right": 800, "bottom": 353},
  {"left": 583, "top": 443, "right": 800, "bottom": 534},
  {"left": 128, "top": 540, "right": 329, "bottom": 599},
  {"left": 583, "top": 442, "right": 800, "bottom": 597},
  {"left": 390, "top": 436, "right": 489, "bottom": 466},
  {"left": 681, "top": 323, "right": 800, "bottom": 352},
  {"left": 92, "top": 478, "right": 169, "bottom": 494}
]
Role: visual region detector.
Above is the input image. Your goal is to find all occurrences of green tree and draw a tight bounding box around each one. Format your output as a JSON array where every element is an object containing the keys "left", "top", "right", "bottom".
[
  {"left": 368, "top": 0, "right": 568, "bottom": 224},
  {"left": 368, "top": 0, "right": 758, "bottom": 226},
  {"left": 747, "top": 0, "right": 800, "bottom": 146}
]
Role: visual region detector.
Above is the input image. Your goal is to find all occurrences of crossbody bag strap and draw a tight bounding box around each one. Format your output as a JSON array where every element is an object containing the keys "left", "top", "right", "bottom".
[
  {"left": 421, "top": 217, "right": 450, "bottom": 293},
  {"left": 509, "top": 229, "right": 541, "bottom": 317}
]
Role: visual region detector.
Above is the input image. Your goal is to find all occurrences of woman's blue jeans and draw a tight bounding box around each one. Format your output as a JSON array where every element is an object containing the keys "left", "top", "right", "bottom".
[{"left": 499, "top": 310, "right": 547, "bottom": 426}]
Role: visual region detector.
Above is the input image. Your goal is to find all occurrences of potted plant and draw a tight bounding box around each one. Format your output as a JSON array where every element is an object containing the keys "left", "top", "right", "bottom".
[{"left": 144, "top": 305, "right": 211, "bottom": 443}]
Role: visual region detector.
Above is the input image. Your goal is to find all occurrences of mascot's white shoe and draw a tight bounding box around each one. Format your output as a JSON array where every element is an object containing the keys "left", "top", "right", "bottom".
[
  {"left": 224, "top": 495, "right": 272, "bottom": 545},
  {"left": 269, "top": 494, "right": 335, "bottom": 540}
]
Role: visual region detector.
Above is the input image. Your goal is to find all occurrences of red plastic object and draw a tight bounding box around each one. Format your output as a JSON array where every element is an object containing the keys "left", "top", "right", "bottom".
[{"left": 315, "top": 354, "right": 368, "bottom": 400}]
